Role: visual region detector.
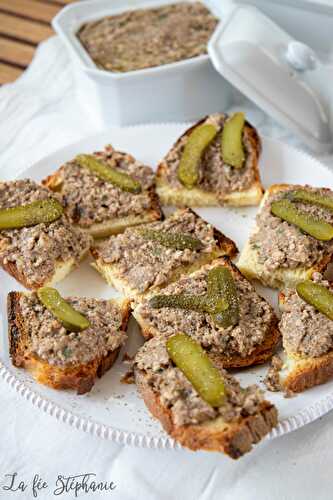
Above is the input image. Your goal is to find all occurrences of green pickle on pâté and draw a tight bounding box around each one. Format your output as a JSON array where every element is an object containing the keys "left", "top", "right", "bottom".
[
  {"left": 288, "top": 189, "right": 333, "bottom": 212},
  {"left": 207, "top": 266, "right": 239, "bottom": 328},
  {"left": 166, "top": 333, "right": 225, "bottom": 407},
  {"left": 296, "top": 280, "right": 333, "bottom": 321},
  {"left": 271, "top": 199, "right": 333, "bottom": 241},
  {"left": 177, "top": 123, "right": 218, "bottom": 188},
  {"left": 37, "top": 287, "right": 90, "bottom": 332},
  {"left": 149, "top": 266, "right": 239, "bottom": 328},
  {"left": 221, "top": 112, "right": 246, "bottom": 169},
  {"left": 76, "top": 154, "right": 142, "bottom": 194},
  {"left": 0, "top": 198, "right": 63, "bottom": 230},
  {"left": 149, "top": 293, "right": 227, "bottom": 315},
  {"left": 140, "top": 229, "right": 203, "bottom": 251}
]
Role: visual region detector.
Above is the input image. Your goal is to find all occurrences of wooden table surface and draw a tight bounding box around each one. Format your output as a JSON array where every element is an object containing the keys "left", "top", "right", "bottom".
[{"left": 0, "top": 0, "right": 76, "bottom": 84}]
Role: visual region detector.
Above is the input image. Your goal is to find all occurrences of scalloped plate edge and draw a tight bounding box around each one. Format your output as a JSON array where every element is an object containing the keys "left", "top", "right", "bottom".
[{"left": 2, "top": 359, "right": 333, "bottom": 448}]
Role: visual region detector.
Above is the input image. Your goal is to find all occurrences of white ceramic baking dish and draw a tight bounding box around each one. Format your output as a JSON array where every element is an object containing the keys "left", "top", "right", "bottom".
[
  {"left": 53, "top": 0, "right": 333, "bottom": 128},
  {"left": 52, "top": 0, "right": 234, "bottom": 127}
]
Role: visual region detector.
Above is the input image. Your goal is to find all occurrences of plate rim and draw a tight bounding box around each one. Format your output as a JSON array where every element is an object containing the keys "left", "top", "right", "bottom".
[
  {"left": 2, "top": 356, "right": 333, "bottom": 448},
  {"left": 1, "top": 122, "right": 333, "bottom": 450}
]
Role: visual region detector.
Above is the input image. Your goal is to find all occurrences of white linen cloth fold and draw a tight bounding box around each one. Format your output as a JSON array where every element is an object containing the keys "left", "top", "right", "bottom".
[{"left": 0, "top": 36, "right": 333, "bottom": 500}]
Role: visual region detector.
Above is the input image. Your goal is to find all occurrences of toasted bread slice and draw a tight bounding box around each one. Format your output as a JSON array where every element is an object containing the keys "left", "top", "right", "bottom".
[
  {"left": 265, "top": 289, "right": 333, "bottom": 394},
  {"left": 43, "top": 145, "right": 162, "bottom": 238},
  {"left": 270, "top": 351, "right": 333, "bottom": 394},
  {"left": 91, "top": 208, "right": 237, "bottom": 300},
  {"left": 1, "top": 246, "right": 90, "bottom": 291},
  {"left": 0, "top": 180, "right": 92, "bottom": 290},
  {"left": 156, "top": 182, "right": 263, "bottom": 208},
  {"left": 156, "top": 114, "right": 263, "bottom": 207},
  {"left": 134, "top": 337, "right": 278, "bottom": 458},
  {"left": 72, "top": 206, "right": 161, "bottom": 239},
  {"left": 8, "top": 291, "right": 131, "bottom": 394},
  {"left": 133, "top": 257, "right": 280, "bottom": 369},
  {"left": 238, "top": 184, "right": 333, "bottom": 289}
]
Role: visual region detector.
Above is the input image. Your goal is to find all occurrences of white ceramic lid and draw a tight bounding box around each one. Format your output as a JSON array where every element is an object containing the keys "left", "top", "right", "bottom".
[{"left": 208, "top": 5, "right": 332, "bottom": 154}]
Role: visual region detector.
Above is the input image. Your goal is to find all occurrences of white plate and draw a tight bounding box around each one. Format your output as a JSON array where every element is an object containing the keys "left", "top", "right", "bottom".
[{"left": 1, "top": 123, "right": 333, "bottom": 450}]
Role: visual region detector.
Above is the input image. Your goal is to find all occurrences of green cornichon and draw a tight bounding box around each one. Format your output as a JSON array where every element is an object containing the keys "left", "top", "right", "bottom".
[
  {"left": 37, "top": 287, "right": 91, "bottom": 332},
  {"left": 140, "top": 229, "right": 203, "bottom": 251},
  {"left": 296, "top": 280, "right": 333, "bottom": 321},
  {"left": 271, "top": 199, "right": 333, "bottom": 241},
  {"left": 288, "top": 189, "right": 333, "bottom": 211},
  {"left": 221, "top": 112, "right": 246, "bottom": 169},
  {"left": 149, "top": 266, "right": 240, "bottom": 327},
  {"left": 166, "top": 333, "right": 225, "bottom": 407},
  {"left": 149, "top": 293, "right": 228, "bottom": 315},
  {"left": 0, "top": 198, "right": 63, "bottom": 230},
  {"left": 76, "top": 154, "right": 142, "bottom": 194},
  {"left": 207, "top": 266, "right": 239, "bottom": 328},
  {"left": 177, "top": 123, "right": 218, "bottom": 188},
  {"left": 201, "top": 294, "right": 229, "bottom": 315}
]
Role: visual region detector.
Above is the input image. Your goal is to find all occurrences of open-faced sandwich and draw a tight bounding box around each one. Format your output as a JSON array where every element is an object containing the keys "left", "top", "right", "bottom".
[
  {"left": 8, "top": 288, "right": 130, "bottom": 394},
  {"left": 0, "top": 180, "right": 92, "bottom": 290},
  {"left": 265, "top": 273, "right": 333, "bottom": 395},
  {"left": 156, "top": 112, "right": 263, "bottom": 207},
  {"left": 43, "top": 144, "right": 162, "bottom": 238},
  {"left": 91, "top": 208, "right": 237, "bottom": 299},
  {"left": 134, "top": 334, "right": 278, "bottom": 458},
  {"left": 133, "top": 257, "right": 280, "bottom": 369},
  {"left": 238, "top": 184, "right": 333, "bottom": 289}
]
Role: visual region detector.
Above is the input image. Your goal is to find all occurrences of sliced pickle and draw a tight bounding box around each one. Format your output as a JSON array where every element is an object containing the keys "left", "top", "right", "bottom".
[
  {"left": 288, "top": 189, "right": 333, "bottom": 211},
  {"left": 0, "top": 199, "right": 63, "bottom": 230},
  {"left": 177, "top": 124, "right": 218, "bottom": 188},
  {"left": 37, "top": 287, "right": 90, "bottom": 332},
  {"left": 296, "top": 281, "right": 333, "bottom": 321},
  {"left": 76, "top": 154, "right": 141, "bottom": 194},
  {"left": 149, "top": 293, "right": 227, "bottom": 314},
  {"left": 221, "top": 112, "right": 246, "bottom": 169},
  {"left": 140, "top": 229, "right": 203, "bottom": 251},
  {"left": 166, "top": 333, "right": 225, "bottom": 407},
  {"left": 271, "top": 199, "right": 333, "bottom": 241},
  {"left": 207, "top": 266, "right": 239, "bottom": 328},
  {"left": 202, "top": 294, "right": 229, "bottom": 315}
]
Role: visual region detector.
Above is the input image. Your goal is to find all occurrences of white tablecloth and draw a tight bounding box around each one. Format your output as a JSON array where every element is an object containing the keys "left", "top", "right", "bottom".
[{"left": 1, "top": 36, "right": 333, "bottom": 500}]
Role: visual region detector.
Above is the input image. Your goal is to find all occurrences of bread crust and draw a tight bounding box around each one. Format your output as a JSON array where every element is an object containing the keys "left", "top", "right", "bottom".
[
  {"left": 43, "top": 173, "right": 163, "bottom": 238},
  {"left": 282, "top": 352, "right": 333, "bottom": 393},
  {"left": 8, "top": 292, "right": 131, "bottom": 394},
  {"left": 275, "top": 291, "right": 333, "bottom": 393},
  {"left": 156, "top": 116, "right": 263, "bottom": 207},
  {"left": 133, "top": 256, "right": 280, "bottom": 368},
  {"left": 156, "top": 182, "right": 264, "bottom": 208},
  {"left": 91, "top": 209, "right": 238, "bottom": 300},
  {"left": 0, "top": 246, "right": 90, "bottom": 291},
  {"left": 238, "top": 184, "right": 333, "bottom": 289},
  {"left": 135, "top": 369, "right": 278, "bottom": 458}
]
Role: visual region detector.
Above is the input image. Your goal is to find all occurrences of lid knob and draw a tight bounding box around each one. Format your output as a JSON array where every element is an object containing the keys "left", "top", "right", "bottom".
[{"left": 286, "top": 41, "right": 317, "bottom": 72}]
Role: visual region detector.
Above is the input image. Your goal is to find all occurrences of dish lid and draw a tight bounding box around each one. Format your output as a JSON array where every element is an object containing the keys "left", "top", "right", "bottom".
[{"left": 208, "top": 5, "right": 332, "bottom": 154}]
